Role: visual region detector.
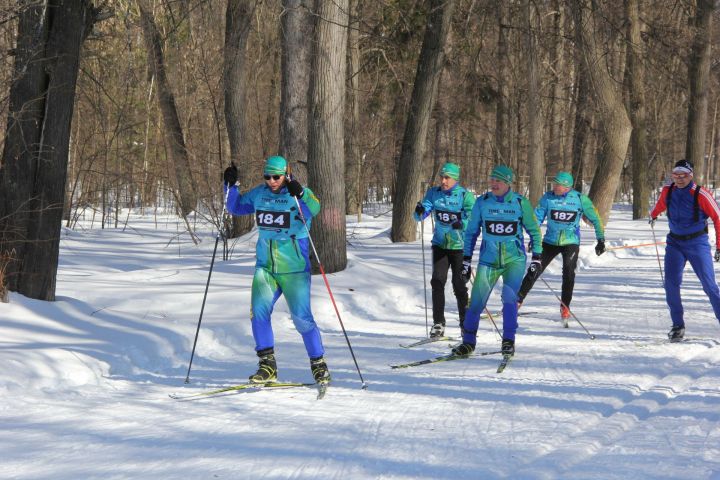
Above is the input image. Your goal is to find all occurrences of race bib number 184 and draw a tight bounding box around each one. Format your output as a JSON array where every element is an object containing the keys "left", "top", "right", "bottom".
[{"left": 256, "top": 210, "right": 290, "bottom": 229}]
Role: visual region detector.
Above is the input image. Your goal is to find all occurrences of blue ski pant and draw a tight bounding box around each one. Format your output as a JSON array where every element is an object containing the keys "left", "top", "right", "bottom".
[
  {"left": 250, "top": 268, "right": 324, "bottom": 359},
  {"left": 664, "top": 234, "right": 720, "bottom": 327},
  {"left": 462, "top": 258, "right": 525, "bottom": 344}
]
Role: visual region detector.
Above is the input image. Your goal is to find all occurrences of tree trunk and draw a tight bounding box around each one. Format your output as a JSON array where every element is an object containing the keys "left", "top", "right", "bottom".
[
  {"left": 494, "top": 1, "right": 511, "bottom": 165},
  {"left": 308, "top": 0, "right": 349, "bottom": 273},
  {"left": 570, "top": 53, "right": 590, "bottom": 191},
  {"left": 138, "top": 2, "right": 197, "bottom": 218},
  {"left": 685, "top": 0, "right": 714, "bottom": 184},
  {"left": 279, "top": 0, "right": 313, "bottom": 182},
  {"left": 572, "top": 0, "right": 632, "bottom": 225},
  {"left": 547, "top": 0, "right": 565, "bottom": 174},
  {"left": 224, "top": 0, "right": 258, "bottom": 237},
  {"left": 391, "top": 0, "right": 457, "bottom": 243},
  {"left": 625, "top": 0, "right": 649, "bottom": 219},
  {"left": 345, "top": 0, "right": 362, "bottom": 216},
  {"left": 526, "top": 0, "right": 544, "bottom": 204},
  {"left": 0, "top": 0, "right": 97, "bottom": 300}
]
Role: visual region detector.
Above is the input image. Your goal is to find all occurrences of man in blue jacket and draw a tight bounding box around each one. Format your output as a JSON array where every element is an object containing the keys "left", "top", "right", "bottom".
[
  {"left": 223, "top": 155, "right": 330, "bottom": 385},
  {"left": 517, "top": 172, "right": 605, "bottom": 325},
  {"left": 414, "top": 162, "right": 476, "bottom": 337}
]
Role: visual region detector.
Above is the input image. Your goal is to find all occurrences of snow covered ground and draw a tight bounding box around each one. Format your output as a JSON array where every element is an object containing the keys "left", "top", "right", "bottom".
[{"left": 2, "top": 204, "right": 720, "bottom": 479}]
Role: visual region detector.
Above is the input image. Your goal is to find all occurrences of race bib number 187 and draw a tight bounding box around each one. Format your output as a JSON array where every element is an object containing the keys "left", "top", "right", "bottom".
[
  {"left": 256, "top": 210, "right": 290, "bottom": 229},
  {"left": 550, "top": 209, "right": 577, "bottom": 223}
]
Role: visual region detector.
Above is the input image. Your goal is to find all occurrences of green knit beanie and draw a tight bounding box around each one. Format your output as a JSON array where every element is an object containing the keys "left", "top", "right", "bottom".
[
  {"left": 439, "top": 162, "right": 460, "bottom": 180},
  {"left": 554, "top": 171, "right": 573, "bottom": 188},
  {"left": 264, "top": 155, "right": 288, "bottom": 175},
  {"left": 490, "top": 165, "right": 514, "bottom": 184}
]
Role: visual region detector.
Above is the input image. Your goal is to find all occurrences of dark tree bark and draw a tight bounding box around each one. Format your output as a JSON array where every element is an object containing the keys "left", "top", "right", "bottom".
[
  {"left": 572, "top": 0, "right": 632, "bottom": 225},
  {"left": 526, "top": 0, "right": 544, "bottom": 204},
  {"left": 685, "top": 0, "right": 714, "bottom": 183},
  {"left": 391, "top": 0, "right": 457, "bottom": 243},
  {"left": 308, "top": 0, "right": 349, "bottom": 273},
  {"left": 279, "top": 0, "right": 313, "bottom": 182},
  {"left": 547, "top": 0, "right": 565, "bottom": 174},
  {"left": 625, "top": 0, "right": 649, "bottom": 219},
  {"left": 0, "top": 1, "right": 97, "bottom": 300},
  {"left": 138, "top": 2, "right": 197, "bottom": 218},
  {"left": 494, "top": 1, "right": 512, "bottom": 165},
  {"left": 224, "top": 0, "right": 258, "bottom": 237},
  {"left": 345, "top": 0, "right": 363, "bottom": 217},
  {"left": 570, "top": 51, "right": 590, "bottom": 191}
]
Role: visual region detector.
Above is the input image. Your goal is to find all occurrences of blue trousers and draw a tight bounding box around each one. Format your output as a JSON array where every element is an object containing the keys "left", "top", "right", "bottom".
[
  {"left": 664, "top": 234, "right": 720, "bottom": 327},
  {"left": 250, "top": 268, "right": 324, "bottom": 359},
  {"left": 462, "top": 258, "right": 525, "bottom": 343}
]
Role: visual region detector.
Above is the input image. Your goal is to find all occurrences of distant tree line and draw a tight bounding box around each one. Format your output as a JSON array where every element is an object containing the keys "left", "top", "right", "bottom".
[{"left": 0, "top": 0, "right": 717, "bottom": 300}]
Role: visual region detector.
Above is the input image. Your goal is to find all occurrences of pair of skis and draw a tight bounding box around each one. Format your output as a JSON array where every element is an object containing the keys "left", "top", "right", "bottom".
[
  {"left": 170, "top": 380, "right": 329, "bottom": 400},
  {"left": 391, "top": 350, "right": 513, "bottom": 373}
]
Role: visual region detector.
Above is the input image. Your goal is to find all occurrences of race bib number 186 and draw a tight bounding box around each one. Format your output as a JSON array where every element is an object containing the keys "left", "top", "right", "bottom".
[{"left": 484, "top": 220, "right": 517, "bottom": 236}]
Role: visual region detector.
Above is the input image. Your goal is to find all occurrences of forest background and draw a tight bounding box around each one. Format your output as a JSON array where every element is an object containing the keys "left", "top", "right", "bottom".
[{"left": 0, "top": 0, "right": 718, "bottom": 302}]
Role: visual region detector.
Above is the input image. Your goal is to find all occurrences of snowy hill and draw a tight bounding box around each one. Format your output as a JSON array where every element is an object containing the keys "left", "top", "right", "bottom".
[{"left": 2, "top": 206, "right": 720, "bottom": 479}]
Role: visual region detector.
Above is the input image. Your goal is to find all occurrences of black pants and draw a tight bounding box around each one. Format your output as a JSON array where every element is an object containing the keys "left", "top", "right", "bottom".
[
  {"left": 518, "top": 242, "right": 579, "bottom": 307},
  {"left": 430, "top": 246, "right": 468, "bottom": 326}
]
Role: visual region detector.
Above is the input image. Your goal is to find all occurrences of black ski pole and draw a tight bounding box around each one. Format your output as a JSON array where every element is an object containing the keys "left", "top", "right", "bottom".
[
  {"left": 539, "top": 276, "right": 596, "bottom": 340},
  {"left": 184, "top": 189, "right": 230, "bottom": 383},
  {"left": 291, "top": 190, "right": 368, "bottom": 389}
]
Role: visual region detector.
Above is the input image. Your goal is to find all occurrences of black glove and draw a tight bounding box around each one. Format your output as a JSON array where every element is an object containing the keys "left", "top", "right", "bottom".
[
  {"left": 461, "top": 256, "right": 472, "bottom": 283},
  {"left": 415, "top": 202, "right": 425, "bottom": 216},
  {"left": 286, "top": 179, "right": 304, "bottom": 198},
  {"left": 715, "top": 249, "right": 720, "bottom": 262},
  {"left": 223, "top": 163, "right": 238, "bottom": 187},
  {"left": 648, "top": 217, "right": 656, "bottom": 227},
  {"left": 451, "top": 219, "right": 464, "bottom": 230},
  {"left": 526, "top": 254, "right": 542, "bottom": 281},
  {"left": 595, "top": 240, "right": 606, "bottom": 256}
]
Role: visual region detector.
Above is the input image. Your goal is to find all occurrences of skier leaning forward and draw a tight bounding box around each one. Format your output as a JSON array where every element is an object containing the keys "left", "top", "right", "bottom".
[
  {"left": 223, "top": 155, "right": 330, "bottom": 385},
  {"left": 453, "top": 165, "right": 543, "bottom": 357}
]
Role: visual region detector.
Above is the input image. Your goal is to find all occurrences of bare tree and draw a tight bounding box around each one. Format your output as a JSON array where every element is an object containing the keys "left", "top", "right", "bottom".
[
  {"left": 224, "top": 0, "right": 259, "bottom": 236},
  {"left": 572, "top": 0, "right": 632, "bottom": 224},
  {"left": 685, "top": 0, "right": 714, "bottom": 183},
  {"left": 0, "top": 0, "right": 98, "bottom": 300},
  {"left": 308, "top": 0, "right": 349, "bottom": 272},
  {"left": 495, "top": 1, "right": 512, "bottom": 165},
  {"left": 345, "top": 0, "right": 363, "bottom": 216},
  {"left": 138, "top": 1, "right": 197, "bottom": 218},
  {"left": 279, "top": 0, "right": 313, "bottom": 181},
  {"left": 526, "top": 0, "right": 544, "bottom": 204},
  {"left": 625, "top": 0, "right": 649, "bottom": 219},
  {"left": 391, "top": 0, "right": 457, "bottom": 243}
]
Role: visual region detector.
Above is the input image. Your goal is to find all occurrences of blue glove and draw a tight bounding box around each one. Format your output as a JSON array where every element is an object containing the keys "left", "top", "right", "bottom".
[{"left": 461, "top": 257, "right": 472, "bottom": 283}]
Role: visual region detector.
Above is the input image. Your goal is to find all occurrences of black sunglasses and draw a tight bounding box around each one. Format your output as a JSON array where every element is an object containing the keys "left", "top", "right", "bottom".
[{"left": 263, "top": 174, "right": 283, "bottom": 181}]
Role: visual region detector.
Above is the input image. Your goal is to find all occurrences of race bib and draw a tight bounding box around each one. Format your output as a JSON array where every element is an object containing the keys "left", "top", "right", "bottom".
[
  {"left": 484, "top": 220, "right": 517, "bottom": 236},
  {"left": 550, "top": 209, "right": 577, "bottom": 223},
  {"left": 256, "top": 210, "right": 290, "bottom": 229},
  {"left": 435, "top": 209, "right": 460, "bottom": 224}
]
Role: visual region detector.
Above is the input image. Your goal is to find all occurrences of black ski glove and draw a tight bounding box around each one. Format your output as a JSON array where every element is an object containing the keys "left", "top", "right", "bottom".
[
  {"left": 415, "top": 202, "right": 425, "bottom": 216},
  {"left": 595, "top": 240, "right": 606, "bottom": 256},
  {"left": 286, "top": 178, "right": 304, "bottom": 198},
  {"left": 223, "top": 163, "right": 238, "bottom": 187},
  {"left": 451, "top": 218, "right": 464, "bottom": 230},
  {"left": 526, "top": 254, "right": 542, "bottom": 281},
  {"left": 648, "top": 217, "right": 656, "bottom": 227},
  {"left": 715, "top": 249, "right": 720, "bottom": 262},
  {"left": 461, "top": 257, "right": 472, "bottom": 283}
]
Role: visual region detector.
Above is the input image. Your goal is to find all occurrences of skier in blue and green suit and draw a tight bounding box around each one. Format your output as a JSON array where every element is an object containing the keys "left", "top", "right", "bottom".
[
  {"left": 223, "top": 155, "right": 329, "bottom": 385},
  {"left": 453, "top": 165, "right": 543, "bottom": 357},
  {"left": 413, "top": 162, "right": 476, "bottom": 338}
]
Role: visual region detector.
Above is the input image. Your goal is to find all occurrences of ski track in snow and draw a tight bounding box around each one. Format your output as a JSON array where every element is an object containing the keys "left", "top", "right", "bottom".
[{"left": 2, "top": 206, "right": 720, "bottom": 479}]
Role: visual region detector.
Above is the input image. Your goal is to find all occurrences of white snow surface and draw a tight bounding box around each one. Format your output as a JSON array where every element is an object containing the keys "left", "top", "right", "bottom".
[{"left": 2, "top": 205, "right": 720, "bottom": 479}]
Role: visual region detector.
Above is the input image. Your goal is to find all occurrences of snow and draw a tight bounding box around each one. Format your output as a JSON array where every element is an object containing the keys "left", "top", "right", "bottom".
[{"left": 2, "top": 205, "right": 720, "bottom": 479}]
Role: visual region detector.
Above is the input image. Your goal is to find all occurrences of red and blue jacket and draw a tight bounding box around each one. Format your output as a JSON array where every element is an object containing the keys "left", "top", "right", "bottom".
[{"left": 650, "top": 182, "right": 720, "bottom": 245}]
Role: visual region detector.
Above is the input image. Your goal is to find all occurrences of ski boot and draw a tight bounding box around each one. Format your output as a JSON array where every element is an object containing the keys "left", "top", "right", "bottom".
[
  {"left": 501, "top": 338, "right": 515, "bottom": 357},
  {"left": 668, "top": 325, "right": 685, "bottom": 343},
  {"left": 560, "top": 304, "right": 570, "bottom": 328},
  {"left": 310, "top": 356, "right": 331, "bottom": 384},
  {"left": 249, "top": 348, "right": 277, "bottom": 384},
  {"left": 429, "top": 323, "right": 445, "bottom": 338},
  {"left": 451, "top": 342, "right": 475, "bottom": 356}
]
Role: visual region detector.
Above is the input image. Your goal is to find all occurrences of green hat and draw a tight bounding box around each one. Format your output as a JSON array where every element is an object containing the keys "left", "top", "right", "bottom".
[
  {"left": 490, "top": 164, "right": 514, "bottom": 184},
  {"left": 439, "top": 162, "right": 460, "bottom": 180},
  {"left": 264, "top": 155, "right": 287, "bottom": 175},
  {"left": 553, "top": 171, "right": 573, "bottom": 188}
]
